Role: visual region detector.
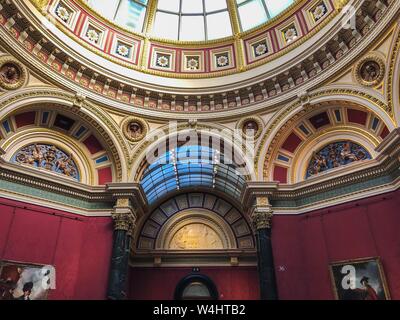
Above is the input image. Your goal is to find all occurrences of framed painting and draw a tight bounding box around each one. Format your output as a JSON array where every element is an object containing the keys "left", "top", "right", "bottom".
[
  {"left": 0, "top": 260, "right": 55, "bottom": 300},
  {"left": 329, "top": 257, "right": 390, "bottom": 300}
]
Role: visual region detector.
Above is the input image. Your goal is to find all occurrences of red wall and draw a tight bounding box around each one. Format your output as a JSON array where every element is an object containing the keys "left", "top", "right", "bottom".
[
  {"left": 0, "top": 197, "right": 113, "bottom": 300},
  {"left": 272, "top": 190, "right": 400, "bottom": 300},
  {"left": 1, "top": 189, "right": 399, "bottom": 300},
  {"left": 128, "top": 267, "right": 259, "bottom": 300}
]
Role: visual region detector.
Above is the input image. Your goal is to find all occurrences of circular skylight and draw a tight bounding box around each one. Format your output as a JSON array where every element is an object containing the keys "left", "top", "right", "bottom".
[
  {"left": 85, "top": 0, "right": 148, "bottom": 31},
  {"left": 84, "top": 0, "right": 295, "bottom": 41},
  {"left": 153, "top": 0, "right": 232, "bottom": 41}
]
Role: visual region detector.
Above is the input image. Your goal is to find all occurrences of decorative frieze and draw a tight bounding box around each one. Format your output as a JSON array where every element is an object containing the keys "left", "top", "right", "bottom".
[{"left": 13, "top": 144, "right": 80, "bottom": 180}]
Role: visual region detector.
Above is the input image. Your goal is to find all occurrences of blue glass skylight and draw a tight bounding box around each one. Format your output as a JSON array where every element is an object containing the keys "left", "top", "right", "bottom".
[{"left": 140, "top": 145, "right": 246, "bottom": 204}]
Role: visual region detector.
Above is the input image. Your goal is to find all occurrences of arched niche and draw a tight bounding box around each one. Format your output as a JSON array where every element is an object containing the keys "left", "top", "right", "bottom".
[
  {"left": 0, "top": 107, "right": 117, "bottom": 185},
  {"left": 262, "top": 103, "right": 392, "bottom": 184},
  {"left": 0, "top": 89, "right": 128, "bottom": 182},
  {"left": 136, "top": 193, "right": 254, "bottom": 251}
]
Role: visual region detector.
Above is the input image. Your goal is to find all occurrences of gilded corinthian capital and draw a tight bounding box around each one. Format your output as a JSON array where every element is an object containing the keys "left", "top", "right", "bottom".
[
  {"left": 111, "top": 211, "right": 130, "bottom": 231},
  {"left": 111, "top": 197, "right": 138, "bottom": 233},
  {"left": 251, "top": 207, "right": 273, "bottom": 230}
]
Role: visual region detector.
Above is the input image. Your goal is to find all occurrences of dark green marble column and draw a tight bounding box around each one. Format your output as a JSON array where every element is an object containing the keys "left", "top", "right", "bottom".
[
  {"left": 251, "top": 205, "right": 278, "bottom": 300},
  {"left": 107, "top": 204, "right": 136, "bottom": 300}
]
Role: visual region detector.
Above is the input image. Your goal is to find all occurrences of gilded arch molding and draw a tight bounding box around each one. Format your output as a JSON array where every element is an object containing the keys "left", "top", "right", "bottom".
[
  {"left": 386, "top": 23, "right": 400, "bottom": 125},
  {"left": 0, "top": 87, "right": 129, "bottom": 181}
]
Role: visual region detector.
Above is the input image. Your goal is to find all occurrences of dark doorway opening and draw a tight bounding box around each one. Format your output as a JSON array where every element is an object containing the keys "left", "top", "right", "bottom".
[{"left": 174, "top": 274, "right": 218, "bottom": 300}]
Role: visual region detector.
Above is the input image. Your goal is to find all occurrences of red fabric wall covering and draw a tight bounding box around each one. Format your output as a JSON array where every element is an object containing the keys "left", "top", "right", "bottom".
[
  {"left": 272, "top": 189, "right": 400, "bottom": 300},
  {"left": 128, "top": 267, "right": 259, "bottom": 300},
  {"left": 14, "top": 112, "right": 36, "bottom": 128},
  {"left": 0, "top": 197, "right": 113, "bottom": 300},
  {"left": 1, "top": 188, "right": 399, "bottom": 300}
]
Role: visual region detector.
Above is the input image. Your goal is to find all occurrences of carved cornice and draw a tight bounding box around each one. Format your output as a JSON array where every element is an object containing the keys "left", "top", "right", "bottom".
[
  {"left": 0, "top": 159, "right": 110, "bottom": 202},
  {"left": 0, "top": 131, "right": 399, "bottom": 215}
]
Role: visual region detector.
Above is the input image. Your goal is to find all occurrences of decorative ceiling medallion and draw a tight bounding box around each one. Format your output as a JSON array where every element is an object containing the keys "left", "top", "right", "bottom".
[
  {"left": 312, "top": 3, "right": 328, "bottom": 21},
  {"left": 122, "top": 117, "right": 148, "bottom": 142},
  {"left": 354, "top": 54, "right": 385, "bottom": 87},
  {"left": 237, "top": 117, "right": 263, "bottom": 139},
  {"left": 0, "top": 56, "right": 27, "bottom": 91},
  {"left": 181, "top": 52, "right": 204, "bottom": 73}
]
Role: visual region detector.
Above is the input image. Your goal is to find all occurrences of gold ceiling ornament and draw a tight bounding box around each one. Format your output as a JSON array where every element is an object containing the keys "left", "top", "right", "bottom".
[
  {"left": 121, "top": 116, "right": 148, "bottom": 143},
  {"left": 333, "top": 0, "right": 350, "bottom": 10},
  {"left": 353, "top": 54, "right": 386, "bottom": 87},
  {"left": 237, "top": 116, "right": 264, "bottom": 140},
  {"left": 0, "top": 56, "right": 28, "bottom": 91},
  {"left": 169, "top": 223, "right": 224, "bottom": 250},
  {"left": 31, "top": 0, "right": 50, "bottom": 12}
]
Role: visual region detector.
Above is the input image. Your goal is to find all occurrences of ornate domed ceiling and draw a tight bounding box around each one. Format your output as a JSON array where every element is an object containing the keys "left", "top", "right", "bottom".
[
  {"left": 1, "top": 0, "right": 395, "bottom": 117},
  {"left": 26, "top": 0, "right": 340, "bottom": 82}
]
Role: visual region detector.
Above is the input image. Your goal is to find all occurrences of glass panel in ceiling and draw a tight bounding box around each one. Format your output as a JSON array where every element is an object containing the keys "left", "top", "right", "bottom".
[
  {"left": 140, "top": 145, "right": 246, "bottom": 204},
  {"left": 85, "top": 0, "right": 148, "bottom": 32},
  {"left": 85, "top": 0, "right": 295, "bottom": 39},
  {"left": 236, "top": 0, "right": 294, "bottom": 31},
  {"left": 153, "top": 0, "right": 232, "bottom": 41}
]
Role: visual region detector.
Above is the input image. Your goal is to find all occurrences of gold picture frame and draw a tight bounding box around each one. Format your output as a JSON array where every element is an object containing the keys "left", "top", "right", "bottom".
[{"left": 329, "top": 257, "right": 391, "bottom": 300}]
